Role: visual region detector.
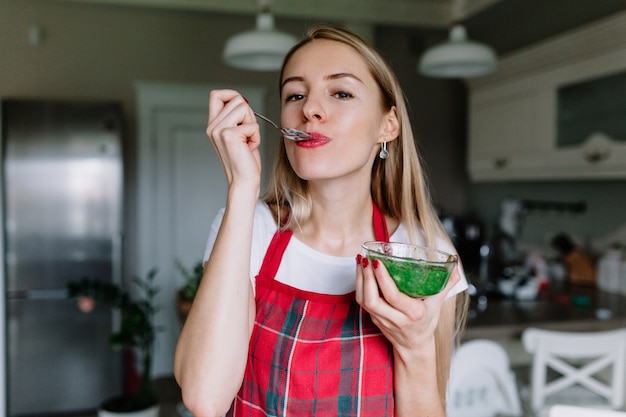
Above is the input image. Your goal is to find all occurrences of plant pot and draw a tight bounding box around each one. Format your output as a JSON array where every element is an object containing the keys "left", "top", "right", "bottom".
[
  {"left": 98, "top": 403, "right": 159, "bottom": 417},
  {"left": 176, "top": 289, "right": 193, "bottom": 323}
]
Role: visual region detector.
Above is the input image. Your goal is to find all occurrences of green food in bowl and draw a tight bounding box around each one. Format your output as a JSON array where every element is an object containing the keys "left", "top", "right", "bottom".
[{"left": 362, "top": 241, "right": 457, "bottom": 297}]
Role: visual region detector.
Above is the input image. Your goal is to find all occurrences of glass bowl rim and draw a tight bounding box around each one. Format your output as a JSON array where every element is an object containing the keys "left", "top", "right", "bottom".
[{"left": 361, "top": 240, "right": 457, "bottom": 265}]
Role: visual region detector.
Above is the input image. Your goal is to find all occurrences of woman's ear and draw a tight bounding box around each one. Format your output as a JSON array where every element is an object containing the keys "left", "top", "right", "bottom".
[{"left": 379, "top": 106, "right": 400, "bottom": 144}]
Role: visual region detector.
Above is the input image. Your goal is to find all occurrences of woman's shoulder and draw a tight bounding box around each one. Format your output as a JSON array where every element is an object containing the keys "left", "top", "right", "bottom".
[
  {"left": 250, "top": 201, "right": 280, "bottom": 254},
  {"left": 390, "top": 222, "right": 422, "bottom": 245},
  {"left": 254, "top": 200, "right": 278, "bottom": 230}
]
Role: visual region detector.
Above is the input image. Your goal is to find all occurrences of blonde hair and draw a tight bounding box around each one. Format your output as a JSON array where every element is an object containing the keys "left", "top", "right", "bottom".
[{"left": 261, "top": 24, "right": 468, "bottom": 405}]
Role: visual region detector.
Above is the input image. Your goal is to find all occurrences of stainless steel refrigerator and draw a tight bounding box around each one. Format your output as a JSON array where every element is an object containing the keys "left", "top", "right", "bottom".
[{"left": 1, "top": 99, "right": 124, "bottom": 416}]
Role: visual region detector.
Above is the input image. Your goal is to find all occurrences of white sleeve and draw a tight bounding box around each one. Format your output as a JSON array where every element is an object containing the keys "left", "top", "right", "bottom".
[
  {"left": 436, "top": 236, "right": 469, "bottom": 298},
  {"left": 202, "top": 201, "right": 277, "bottom": 288}
]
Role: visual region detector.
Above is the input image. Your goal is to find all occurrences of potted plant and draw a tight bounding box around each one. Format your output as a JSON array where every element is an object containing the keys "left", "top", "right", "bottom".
[
  {"left": 67, "top": 268, "right": 161, "bottom": 417},
  {"left": 174, "top": 259, "right": 203, "bottom": 323}
]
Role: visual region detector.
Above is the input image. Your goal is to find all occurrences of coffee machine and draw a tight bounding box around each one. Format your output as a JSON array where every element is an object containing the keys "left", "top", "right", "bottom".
[{"left": 440, "top": 213, "right": 485, "bottom": 279}]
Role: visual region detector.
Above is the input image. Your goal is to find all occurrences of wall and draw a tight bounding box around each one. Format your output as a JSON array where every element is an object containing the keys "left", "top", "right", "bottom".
[
  {"left": 470, "top": 181, "right": 626, "bottom": 256},
  {"left": 375, "top": 27, "right": 470, "bottom": 215}
]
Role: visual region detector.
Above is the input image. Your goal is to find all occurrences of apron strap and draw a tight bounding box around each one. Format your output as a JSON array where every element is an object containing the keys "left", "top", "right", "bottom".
[
  {"left": 257, "top": 229, "right": 292, "bottom": 280},
  {"left": 372, "top": 200, "right": 390, "bottom": 242}
]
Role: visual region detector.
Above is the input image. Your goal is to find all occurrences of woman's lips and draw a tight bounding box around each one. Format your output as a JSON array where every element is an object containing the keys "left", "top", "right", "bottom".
[{"left": 295, "top": 131, "right": 330, "bottom": 148}]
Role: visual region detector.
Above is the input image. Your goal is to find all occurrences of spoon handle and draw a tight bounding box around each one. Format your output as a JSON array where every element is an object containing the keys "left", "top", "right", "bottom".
[
  {"left": 253, "top": 111, "right": 311, "bottom": 141},
  {"left": 253, "top": 111, "right": 279, "bottom": 130}
]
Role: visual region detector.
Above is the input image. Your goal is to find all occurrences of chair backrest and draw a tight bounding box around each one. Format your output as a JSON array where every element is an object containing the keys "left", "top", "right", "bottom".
[
  {"left": 447, "top": 339, "right": 522, "bottom": 417},
  {"left": 522, "top": 327, "right": 626, "bottom": 412},
  {"left": 550, "top": 404, "right": 626, "bottom": 417}
]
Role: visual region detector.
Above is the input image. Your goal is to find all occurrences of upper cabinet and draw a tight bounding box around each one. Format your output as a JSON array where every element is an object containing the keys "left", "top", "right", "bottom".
[{"left": 467, "top": 11, "right": 626, "bottom": 182}]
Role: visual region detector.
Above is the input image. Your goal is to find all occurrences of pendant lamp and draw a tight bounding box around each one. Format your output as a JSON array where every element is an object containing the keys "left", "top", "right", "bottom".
[
  {"left": 222, "top": 1, "right": 297, "bottom": 71},
  {"left": 418, "top": 24, "right": 497, "bottom": 78}
]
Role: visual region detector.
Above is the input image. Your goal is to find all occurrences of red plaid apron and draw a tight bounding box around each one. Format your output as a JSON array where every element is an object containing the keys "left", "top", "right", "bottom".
[{"left": 227, "top": 203, "right": 394, "bottom": 417}]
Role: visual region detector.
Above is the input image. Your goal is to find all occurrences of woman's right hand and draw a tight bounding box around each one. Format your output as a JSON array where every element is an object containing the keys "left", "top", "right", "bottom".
[{"left": 206, "top": 89, "right": 262, "bottom": 193}]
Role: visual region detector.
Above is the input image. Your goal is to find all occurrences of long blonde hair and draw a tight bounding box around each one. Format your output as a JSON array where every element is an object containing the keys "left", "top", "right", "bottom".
[{"left": 261, "top": 24, "right": 468, "bottom": 405}]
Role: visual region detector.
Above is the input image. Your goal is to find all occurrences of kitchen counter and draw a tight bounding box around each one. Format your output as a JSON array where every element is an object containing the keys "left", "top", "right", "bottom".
[{"left": 463, "top": 286, "right": 626, "bottom": 340}]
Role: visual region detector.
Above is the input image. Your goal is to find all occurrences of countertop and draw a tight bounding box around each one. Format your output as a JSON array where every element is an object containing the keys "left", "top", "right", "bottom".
[{"left": 463, "top": 286, "right": 626, "bottom": 340}]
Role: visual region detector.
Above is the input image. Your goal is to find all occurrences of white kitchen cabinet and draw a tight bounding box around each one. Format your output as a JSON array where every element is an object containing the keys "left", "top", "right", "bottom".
[{"left": 467, "top": 11, "right": 626, "bottom": 182}]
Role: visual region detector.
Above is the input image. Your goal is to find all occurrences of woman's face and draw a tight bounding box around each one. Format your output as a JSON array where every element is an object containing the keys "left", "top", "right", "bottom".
[{"left": 280, "top": 39, "right": 398, "bottom": 183}]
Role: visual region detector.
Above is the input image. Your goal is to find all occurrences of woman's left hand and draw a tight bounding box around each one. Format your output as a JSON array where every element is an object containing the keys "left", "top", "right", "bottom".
[{"left": 355, "top": 255, "right": 461, "bottom": 355}]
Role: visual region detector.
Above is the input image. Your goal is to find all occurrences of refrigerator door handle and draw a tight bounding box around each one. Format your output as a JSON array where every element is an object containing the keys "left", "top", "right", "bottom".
[
  {"left": 112, "top": 232, "right": 123, "bottom": 286},
  {"left": 111, "top": 232, "right": 123, "bottom": 333}
]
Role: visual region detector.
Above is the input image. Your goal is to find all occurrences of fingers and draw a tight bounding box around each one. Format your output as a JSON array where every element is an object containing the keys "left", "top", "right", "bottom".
[
  {"left": 205, "top": 89, "right": 262, "bottom": 188},
  {"left": 208, "top": 91, "right": 256, "bottom": 138},
  {"left": 208, "top": 89, "right": 249, "bottom": 124},
  {"left": 356, "top": 256, "right": 382, "bottom": 307},
  {"left": 356, "top": 254, "right": 456, "bottom": 325},
  {"left": 356, "top": 256, "right": 410, "bottom": 323}
]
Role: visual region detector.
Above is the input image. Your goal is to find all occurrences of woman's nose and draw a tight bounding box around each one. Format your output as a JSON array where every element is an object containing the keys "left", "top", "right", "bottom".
[{"left": 302, "top": 97, "right": 325, "bottom": 122}]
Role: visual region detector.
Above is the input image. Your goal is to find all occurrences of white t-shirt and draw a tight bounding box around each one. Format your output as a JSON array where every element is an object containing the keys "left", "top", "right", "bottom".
[{"left": 204, "top": 201, "right": 468, "bottom": 297}]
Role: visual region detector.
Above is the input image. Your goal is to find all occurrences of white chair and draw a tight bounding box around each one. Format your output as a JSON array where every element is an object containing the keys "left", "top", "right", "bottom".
[
  {"left": 522, "top": 327, "right": 626, "bottom": 416},
  {"left": 549, "top": 404, "right": 626, "bottom": 417},
  {"left": 447, "top": 339, "right": 522, "bottom": 417}
]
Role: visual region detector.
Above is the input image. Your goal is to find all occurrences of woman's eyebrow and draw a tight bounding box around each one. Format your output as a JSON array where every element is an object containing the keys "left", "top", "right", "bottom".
[
  {"left": 327, "top": 72, "right": 364, "bottom": 84},
  {"left": 281, "top": 76, "right": 304, "bottom": 89},
  {"left": 281, "top": 72, "right": 364, "bottom": 89}
]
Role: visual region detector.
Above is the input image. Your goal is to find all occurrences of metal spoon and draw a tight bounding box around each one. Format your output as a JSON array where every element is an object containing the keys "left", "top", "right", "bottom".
[{"left": 253, "top": 111, "right": 312, "bottom": 141}]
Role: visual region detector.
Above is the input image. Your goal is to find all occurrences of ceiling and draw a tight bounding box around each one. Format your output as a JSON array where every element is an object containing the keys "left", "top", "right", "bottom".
[
  {"left": 54, "top": 0, "right": 626, "bottom": 55},
  {"left": 53, "top": 0, "right": 503, "bottom": 27}
]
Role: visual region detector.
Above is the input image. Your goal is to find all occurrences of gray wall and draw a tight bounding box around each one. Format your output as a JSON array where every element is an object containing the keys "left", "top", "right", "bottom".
[{"left": 470, "top": 181, "right": 626, "bottom": 255}]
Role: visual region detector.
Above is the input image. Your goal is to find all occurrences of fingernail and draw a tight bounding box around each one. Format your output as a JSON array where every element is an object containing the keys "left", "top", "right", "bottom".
[
  {"left": 356, "top": 254, "right": 362, "bottom": 265},
  {"left": 362, "top": 258, "right": 369, "bottom": 268},
  {"left": 242, "top": 96, "right": 249, "bottom": 103},
  {"left": 372, "top": 259, "right": 380, "bottom": 269}
]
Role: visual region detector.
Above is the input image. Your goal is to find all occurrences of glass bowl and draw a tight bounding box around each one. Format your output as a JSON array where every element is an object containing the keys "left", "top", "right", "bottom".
[{"left": 362, "top": 241, "right": 457, "bottom": 297}]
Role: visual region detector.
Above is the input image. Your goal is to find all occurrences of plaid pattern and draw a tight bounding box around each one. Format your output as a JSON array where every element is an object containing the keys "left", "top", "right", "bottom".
[{"left": 227, "top": 204, "right": 394, "bottom": 417}]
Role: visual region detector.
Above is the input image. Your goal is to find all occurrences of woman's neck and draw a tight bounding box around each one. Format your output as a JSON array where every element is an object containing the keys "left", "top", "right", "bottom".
[{"left": 293, "top": 184, "right": 375, "bottom": 257}]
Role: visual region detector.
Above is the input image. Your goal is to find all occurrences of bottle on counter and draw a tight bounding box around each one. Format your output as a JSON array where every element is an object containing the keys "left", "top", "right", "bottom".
[
  {"left": 597, "top": 246, "right": 626, "bottom": 294},
  {"left": 551, "top": 232, "right": 596, "bottom": 286}
]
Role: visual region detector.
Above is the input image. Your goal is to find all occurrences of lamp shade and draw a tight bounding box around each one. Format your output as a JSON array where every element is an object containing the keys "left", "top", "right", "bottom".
[
  {"left": 223, "top": 12, "right": 297, "bottom": 71},
  {"left": 418, "top": 25, "right": 497, "bottom": 78}
]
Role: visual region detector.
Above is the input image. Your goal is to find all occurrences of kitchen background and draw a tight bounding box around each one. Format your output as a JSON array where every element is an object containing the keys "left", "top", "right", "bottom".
[{"left": 2, "top": 0, "right": 626, "bottom": 415}]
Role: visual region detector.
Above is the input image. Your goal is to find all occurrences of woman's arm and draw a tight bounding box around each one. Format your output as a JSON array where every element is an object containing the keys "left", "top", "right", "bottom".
[
  {"left": 392, "top": 297, "right": 456, "bottom": 417},
  {"left": 174, "top": 90, "right": 262, "bottom": 417},
  {"left": 356, "top": 258, "right": 462, "bottom": 417}
]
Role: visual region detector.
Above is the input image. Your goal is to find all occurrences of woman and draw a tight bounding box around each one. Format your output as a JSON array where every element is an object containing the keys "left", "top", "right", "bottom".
[{"left": 174, "top": 25, "right": 469, "bottom": 417}]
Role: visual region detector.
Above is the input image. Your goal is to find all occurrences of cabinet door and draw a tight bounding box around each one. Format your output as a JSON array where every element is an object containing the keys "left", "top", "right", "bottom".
[
  {"left": 468, "top": 90, "right": 551, "bottom": 181},
  {"left": 548, "top": 133, "right": 626, "bottom": 179}
]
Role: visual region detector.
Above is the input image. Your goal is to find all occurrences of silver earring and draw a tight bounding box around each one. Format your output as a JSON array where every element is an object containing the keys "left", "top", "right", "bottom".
[{"left": 379, "top": 142, "right": 389, "bottom": 159}]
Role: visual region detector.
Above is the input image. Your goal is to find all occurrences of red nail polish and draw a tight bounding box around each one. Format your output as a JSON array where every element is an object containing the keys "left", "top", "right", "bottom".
[
  {"left": 242, "top": 96, "right": 249, "bottom": 103},
  {"left": 372, "top": 259, "right": 380, "bottom": 269},
  {"left": 356, "top": 254, "right": 362, "bottom": 265},
  {"left": 362, "top": 258, "right": 369, "bottom": 268}
]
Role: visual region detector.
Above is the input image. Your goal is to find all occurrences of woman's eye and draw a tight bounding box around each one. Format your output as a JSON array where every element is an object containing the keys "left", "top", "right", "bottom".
[
  {"left": 285, "top": 94, "right": 305, "bottom": 102},
  {"left": 333, "top": 91, "right": 353, "bottom": 99}
]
